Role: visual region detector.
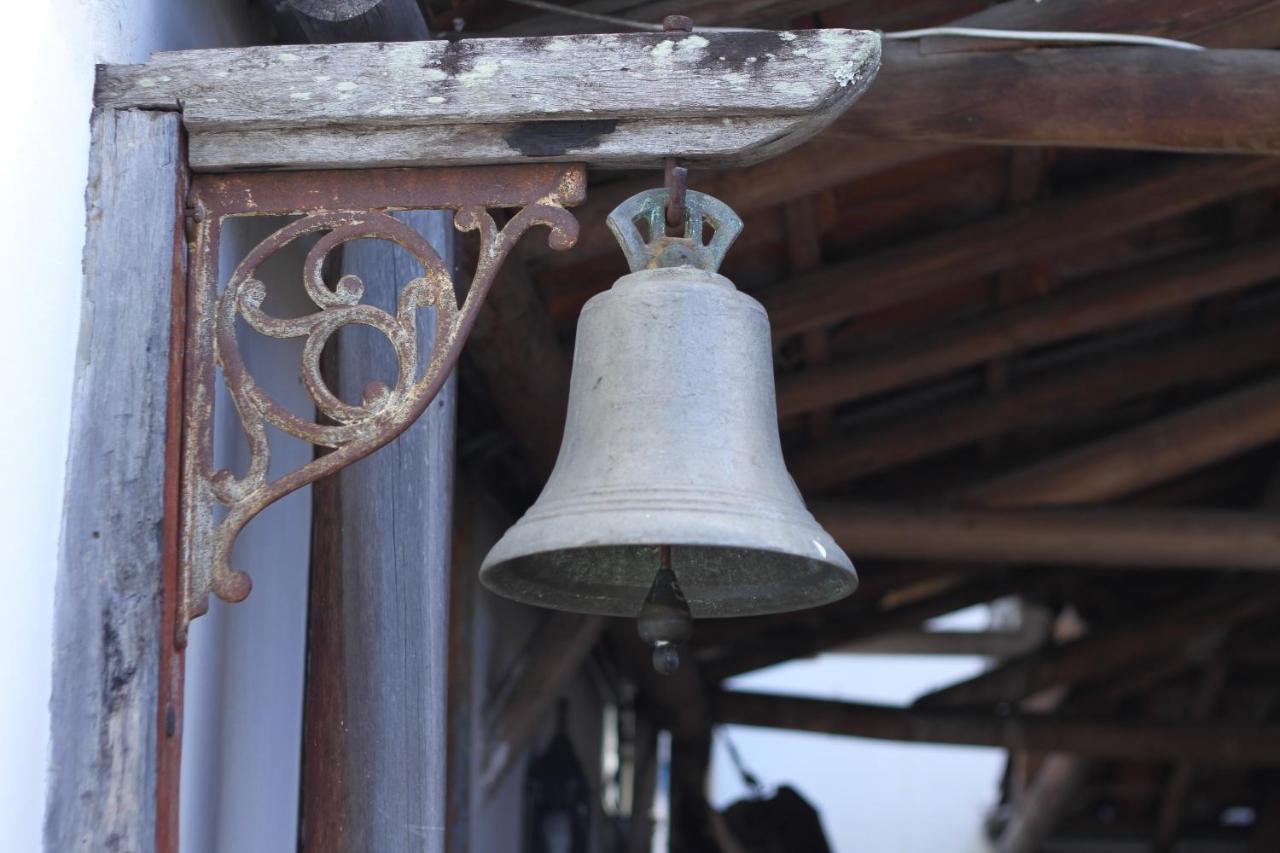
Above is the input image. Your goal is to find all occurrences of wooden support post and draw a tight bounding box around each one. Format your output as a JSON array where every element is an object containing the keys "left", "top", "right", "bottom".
[
  {"left": 1153, "top": 661, "right": 1231, "bottom": 851},
  {"left": 761, "top": 157, "right": 1280, "bottom": 339},
  {"left": 711, "top": 690, "right": 1280, "bottom": 765},
  {"left": 46, "top": 108, "right": 184, "bottom": 853},
  {"left": 297, "top": 214, "right": 456, "bottom": 853},
  {"left": 789, "top": 313, "right": 1280, "bottom": 491},
  {"left": 995, "top": 755, "right": 1091, "bottom": 853},
  {"left": 815, "top": 504, "right": 1280, "bottom": 570},
  {"left": 776, "top": 238, "right": 1280, "bottom": 417},
  {"left": 479, "top": 612, "right": 606, "bottom": 795}
]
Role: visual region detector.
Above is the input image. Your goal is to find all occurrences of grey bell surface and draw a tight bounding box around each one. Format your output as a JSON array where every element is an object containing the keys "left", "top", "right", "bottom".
[{"left": 479, "top": 189, "right": 857, "bottom": 620}]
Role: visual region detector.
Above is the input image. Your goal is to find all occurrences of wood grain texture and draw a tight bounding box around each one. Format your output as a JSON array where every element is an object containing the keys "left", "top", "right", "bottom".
[
  {"left": 46, "top": 108, "right": 182, "bottom": 853},
  {"left": 814, "top": 504, "right": 1280, "bottom": 570},
  {"left": 94, "top": 29, "right": 880, "bottom": 170},
  {"left": 298, "top": 212, "right": 456, "bottom": 853},
  {"left": 965, "top": 375, "right": 1280, "bottom": 507},
  {"left": 789, "top": 312, "right": 1280, "bottom": 492},
  {"left": 841, "top": 43, "right": 1280, "bottom": 154},
  {"left": 761, "top": 156, "right": 1280, "bottom": 338},
  {"left": 775, "top": 238, "right": 1280, "bottom": 418}
]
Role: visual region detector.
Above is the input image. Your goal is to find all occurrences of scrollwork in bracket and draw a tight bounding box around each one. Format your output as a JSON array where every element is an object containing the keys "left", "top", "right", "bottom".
[{"left": 178, "top": 165, "right": 585, "bottom": 644}]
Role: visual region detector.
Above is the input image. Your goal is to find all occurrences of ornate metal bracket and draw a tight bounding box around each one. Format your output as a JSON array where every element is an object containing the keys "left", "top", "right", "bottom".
[{"left": 178, "top": 165, "right": 584, "bottom": 644}]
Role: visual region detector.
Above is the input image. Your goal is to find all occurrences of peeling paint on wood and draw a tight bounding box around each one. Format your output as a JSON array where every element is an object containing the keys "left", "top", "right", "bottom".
[{"left": 94, "top": 29, "right": 880, "bottom": 171}]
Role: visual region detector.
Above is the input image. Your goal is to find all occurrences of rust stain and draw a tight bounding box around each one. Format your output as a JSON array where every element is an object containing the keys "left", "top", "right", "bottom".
[{"left": 176, "top": 164, "right": 585, "bottom": 644}]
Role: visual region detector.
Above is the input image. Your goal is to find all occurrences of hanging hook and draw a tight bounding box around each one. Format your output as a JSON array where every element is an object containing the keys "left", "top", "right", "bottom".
[{"left": 664, "top": 157, "right": 688, "bottom": 233}]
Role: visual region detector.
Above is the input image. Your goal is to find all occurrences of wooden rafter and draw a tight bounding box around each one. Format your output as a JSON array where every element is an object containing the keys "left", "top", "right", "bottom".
[
  {"left": 761, "top": 156, "right": 1280, "bottom": 338},
  {"left": 776, "top": 239, "right": 1280, "bottom": 418},
  {"left": 815, "top": 504, "right": 1280, "bottom": 570},
  {"left": 789, "top": 313, "right": 1280, "bottom": 492},
  {"left": 712, "top": 690, "right": 1280, "bottom": 765}
]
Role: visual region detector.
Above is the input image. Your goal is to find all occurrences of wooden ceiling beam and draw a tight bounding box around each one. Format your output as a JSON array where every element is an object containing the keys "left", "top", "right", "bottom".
[
  {"left": 914, "top": 584, "right": 1272, "bottom": 708},
  {"left": 789, "top": 312, "right": 1280, "bottom": 492},
  {"left": 711, "top": 689, "right": 1280, "bottom": 765},
  {"left": 533, "top": 0, "right": 1280, "bottom": 274},
  {"left": 777, "top": 239, "right": 1280, "bottom": 418},
  {"left": 762, "top": 156, "right": 1280, "bottom": 339},
  {"left": 842, "top": 43, "right": 1280, "bottom": 155},
  {"left": 815, "top": 504, "right": 1280, "bottom": 571},
  {"left": 704, "top": 570, "right": 1032, "bottom": 682},
  {"left": 965, "top": 375, "right": 1280, "bottom": 507}
]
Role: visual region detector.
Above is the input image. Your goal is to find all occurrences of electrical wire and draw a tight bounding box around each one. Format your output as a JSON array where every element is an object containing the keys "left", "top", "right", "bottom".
[
  {"left": 502, "top": 0, "right": 663, "bottom": 31},
  {"left": 881, "top": 26, "right": 1205, "bottom": 51},
  {"left": 498, "top": 0, "right": 1208, "bottom": 52}
]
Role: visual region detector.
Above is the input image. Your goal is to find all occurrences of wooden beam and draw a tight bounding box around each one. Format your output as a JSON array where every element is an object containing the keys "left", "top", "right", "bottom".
[
  {"left": 965, "top": 375, "right": 1280, "bottom": 507},
  {"left": 94, "top": 29, "right": 880, "bottom": 171},
  {"left": 711, "top": 690, "right": 1280, "bottom": 765},
  {"left": 1153, "top": 660, "right": 1231, "bottom": 850},
  {"left": 479, "top": 611, "right": 605, "bottom": 795},
  {"left": 705, "top": 571, "right": 1029, "bottom": 681},
  {"left": 790, "top": 314, "right": 1280, "bottom": 492},
  {"left": 928, "top": 0, "right": 1280, "bottom": 51},
  {"left": 761, "top": 156, "right": 1280, "bottom": 339},
  {"left": 914, "top": 584, "right": 1272, "bottom": 708},
  {"left": 776, "top": 235, "right": 1280, "bottom": 419},
  {"left": 466, "top": 245, "right": 571, "bottom": 479},
  {"left": 533, "top": 0, "right": 1280, "bottom": 275},
  {"left": 996, "top": 755, "right": 1092, "bottom": 853},
  {"left": 46, "top": 109, "right": 183, "bottom": 853},
  {"left": 843, "top": 42, "right": 1280, "bottom": 154},
  {"left": 815, "top": 504, "right": 1280, "bottom": 571}
]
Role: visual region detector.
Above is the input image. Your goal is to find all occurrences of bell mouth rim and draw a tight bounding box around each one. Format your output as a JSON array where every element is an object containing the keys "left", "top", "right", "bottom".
[{"left": 479, "top": 541, "right": 858, "bottom": 620}]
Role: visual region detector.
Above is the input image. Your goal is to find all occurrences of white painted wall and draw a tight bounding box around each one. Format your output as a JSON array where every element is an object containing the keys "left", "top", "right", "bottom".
[{"left": 0, "top": 2, "right": 259, "bottom": 849}]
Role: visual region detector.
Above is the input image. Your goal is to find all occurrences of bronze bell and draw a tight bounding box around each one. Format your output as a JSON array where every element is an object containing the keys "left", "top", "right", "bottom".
[{"left": 480, "top": 187, "right": 857, "bottom": 672}]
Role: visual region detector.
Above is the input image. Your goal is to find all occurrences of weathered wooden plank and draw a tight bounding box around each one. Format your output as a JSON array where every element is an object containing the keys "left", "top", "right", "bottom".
[
  {"left": 46, "top": 108, "right": 182, "bottom": 853},
  {"left": 841, "top": 43, "right": 1280, "bottom": 154},
  {"left": 94, "top": 29, "right": 880, "bottom": 170},
  {"left": 813, "top": 504, "right": 1280, "bottom": 570},
  {"left": 761, "top": 155, "right": 1280, "bottom": 339},
  {"left": 789, "top": 313, "right": 1280, "bottom": 492},
  {"left": 297, "top": 212, "right": 456, "bottom": 853},
  {"left": 712, "top": 690, "right": 1280, "bottom": 765}
]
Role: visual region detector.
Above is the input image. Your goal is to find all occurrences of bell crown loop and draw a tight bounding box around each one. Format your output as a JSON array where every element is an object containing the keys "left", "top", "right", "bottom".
[{"left": 607, "top": 188, "right": 744, "bottom": 273}]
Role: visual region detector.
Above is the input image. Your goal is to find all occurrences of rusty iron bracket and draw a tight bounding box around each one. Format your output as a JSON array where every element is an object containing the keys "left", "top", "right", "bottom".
[{"left": 177, "top": 164, "right": 585, "bottom": 645}]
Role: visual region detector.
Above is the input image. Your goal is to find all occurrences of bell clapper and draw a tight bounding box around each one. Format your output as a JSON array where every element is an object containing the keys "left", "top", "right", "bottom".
[{"left": 637, "top": 545, "right": 694, "bottom": 675}]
